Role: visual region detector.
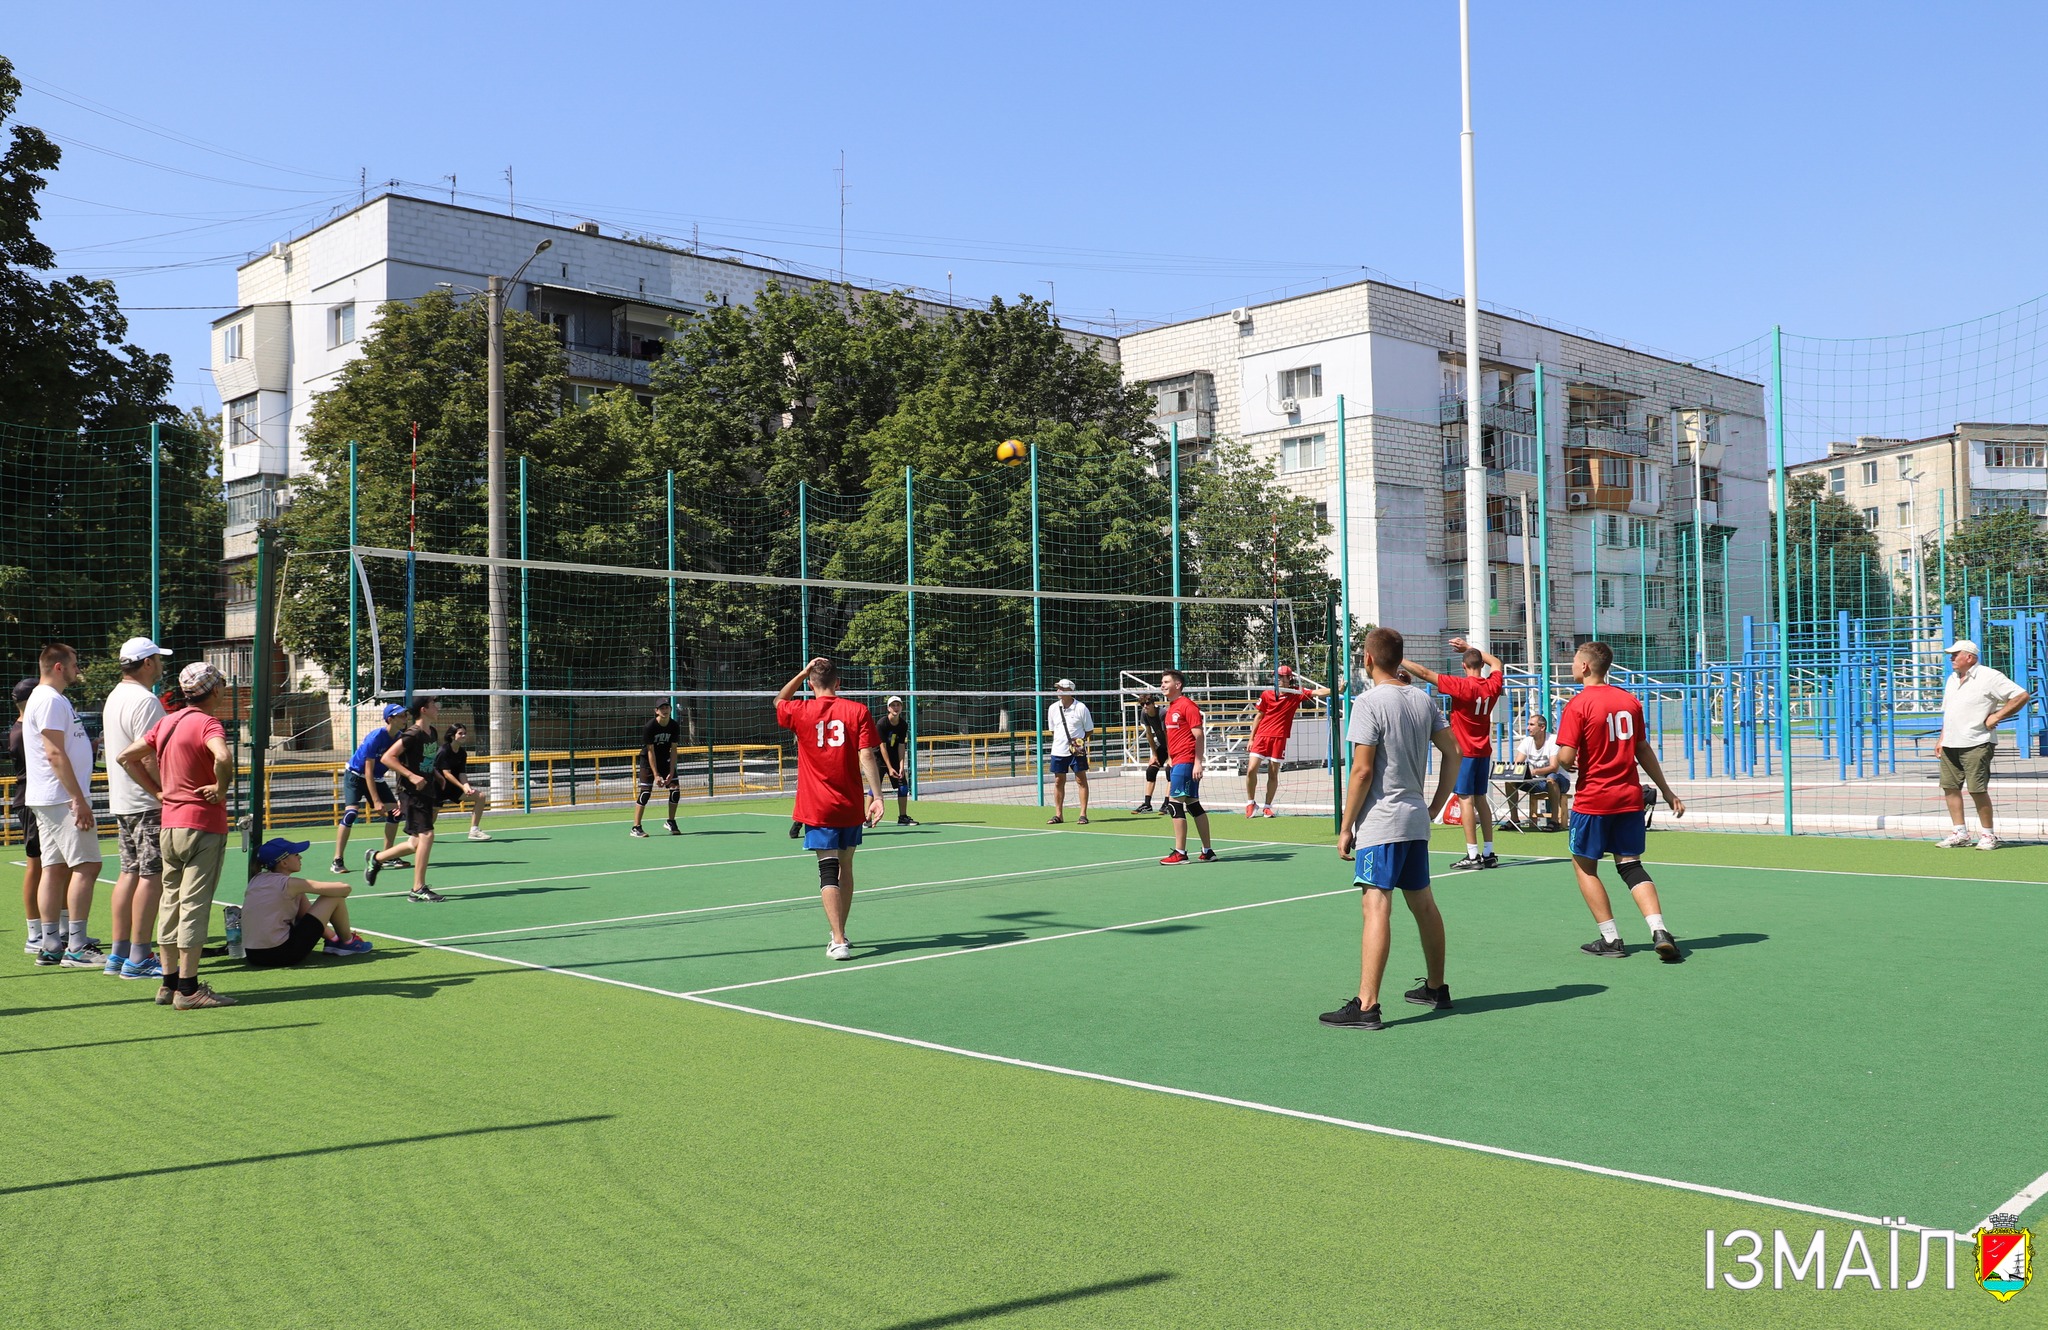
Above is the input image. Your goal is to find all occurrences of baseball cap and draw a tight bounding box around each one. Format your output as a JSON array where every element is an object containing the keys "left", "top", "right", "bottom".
[
  {"left": 1055, "top": 678, "right": 1076, "bottom": 691},
  {"left": 654, "top": 699, "right": 673, "bottom": 710},
  {"left": 12, "top": 678, "right": 35, "bottom": 705},
  {"left": 885, "top": 695, "right": 903, "bottom": 706},
  {"left": 255, "top": 837, "right": 312, "bottom": 870},
  {"left": 178, "top": 661, "right": 224, "bottom": 698},
  {"left": 1945, "top": 639, "right": 1979, "bottom": 656},
  {"left": 1276, "top": 664, "right": 1293, "bottom": 678},
  {"left": 118, "top": 636, "right": 172, "bottom": 665},
  {"left": 383, "top": 703, "right": 409, "bottom": 720}
]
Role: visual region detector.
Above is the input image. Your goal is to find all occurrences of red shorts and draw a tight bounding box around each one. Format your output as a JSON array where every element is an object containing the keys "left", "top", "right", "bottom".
[{"left": 1249, "top": 736, "right": 1287, "bottom": 760}]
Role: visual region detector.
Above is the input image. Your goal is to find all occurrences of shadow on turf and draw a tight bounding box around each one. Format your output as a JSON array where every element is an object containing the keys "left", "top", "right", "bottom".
[
  {"left": 878, "top": 1272, "right": 1176, "bottom": 1330},
  {"left": 0, "top": 1021, "right": 320, "bottom": 1057},
  {"left": 1663, "top": 931, "right": 1769, "bottom": 954},
  {"left": 1385, "top": 982, "right": 1609, "bottom": 1026},
  {"left": 0, "top": 1114, "right": 615, "bottom": 1196}
]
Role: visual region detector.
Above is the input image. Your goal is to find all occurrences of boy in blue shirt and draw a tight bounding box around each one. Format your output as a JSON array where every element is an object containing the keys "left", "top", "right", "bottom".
[{"left": 331, "top": 705, "right": 409, "bottom": 872}]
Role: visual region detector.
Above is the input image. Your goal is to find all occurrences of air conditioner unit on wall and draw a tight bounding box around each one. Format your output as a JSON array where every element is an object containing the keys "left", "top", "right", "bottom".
[
  {"left": 1568, "top": 491, "right": 1590, "bottom": 507},
  {"left": 1231, "top": 307, "right": 1252, "bottom": 324},
  {"left": 1279, "top": 397, "right": 1300, "bottom": 415}
]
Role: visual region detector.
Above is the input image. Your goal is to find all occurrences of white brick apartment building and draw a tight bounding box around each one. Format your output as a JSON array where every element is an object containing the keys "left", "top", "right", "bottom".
[{"left": 1118, "top": 280, "right": 1770, "bottom": 668}]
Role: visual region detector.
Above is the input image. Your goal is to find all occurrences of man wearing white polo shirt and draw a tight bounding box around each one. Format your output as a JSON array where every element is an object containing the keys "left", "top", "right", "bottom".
[
  {"left": 1934, "top": 639, "right": 2032, "bottom": 850},
  {"left": 1045, "top": 679, "right": 1094, "bottom": 825}
]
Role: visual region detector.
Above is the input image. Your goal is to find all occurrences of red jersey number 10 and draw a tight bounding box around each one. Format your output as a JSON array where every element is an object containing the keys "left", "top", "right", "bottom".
[
  {"left": 814, "top": 719, "right": 847, "bottom": 748},
  {"left": 1605, "top": 711, "right": 1635, "bottom": 743}
]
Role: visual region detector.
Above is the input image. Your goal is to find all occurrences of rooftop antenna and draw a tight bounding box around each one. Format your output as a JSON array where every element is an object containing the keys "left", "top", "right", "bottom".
[
  {"left": 359, "top": 167, "right": 366, "bottom": 206},
  {"left": 443, "top": 173, "right": 457, "bottom": 205},
  {"left": 836, "top": 149, "right": 848, "bottom": 283},
  {"left": 947, "top": 271, "right": 952, "bottom": 306},
  {"left": 504, "top": 165, "right": 515, "bottom": 217}
]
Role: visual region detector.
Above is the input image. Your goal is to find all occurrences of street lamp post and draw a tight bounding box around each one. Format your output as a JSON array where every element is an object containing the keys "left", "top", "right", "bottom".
[{"left": 488, "top": 239, "right": 552, "bottom": 779}]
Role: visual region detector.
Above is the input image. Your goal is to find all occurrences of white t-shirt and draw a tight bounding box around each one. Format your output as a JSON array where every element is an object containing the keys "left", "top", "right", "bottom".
[
  {"left": 1940, "top": 663, "right": 2027, "bottom": 748},
  {"left": 1513, "top": 734, "right": 1560, "bottom": 773},
  {"left": 21, "top": 684, "right": 93, "bottom": 809},
  {"left": 1046, "top": 700, "right": 1094, "bottom": 757},
  {"left": 102, "top": 678, "right": 166, "bottom": 814}
]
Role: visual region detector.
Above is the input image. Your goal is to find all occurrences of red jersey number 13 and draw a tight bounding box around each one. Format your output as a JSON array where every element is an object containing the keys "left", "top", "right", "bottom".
[{"left": 814, "top": 719, "right": 847, "bottom": 748}]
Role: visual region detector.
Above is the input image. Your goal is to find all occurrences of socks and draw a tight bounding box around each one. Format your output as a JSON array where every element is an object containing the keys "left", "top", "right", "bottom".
[
  {"left": 1644, "top": 912, "right": 1666, "bottom": 933},
  {"left": 1598, "top": 918, "right": 1621, "bottom": 943},
  {"left": 69, "top": 920, "right": 87, "bottom": 949},
  {"left": 1482, "top": 840, "right": 1494, "bottom": 856},
  {"left": 177, "top": 976, "right": 199, "bottom": 997},
  {"left": 1465, "top": 842, "right": 1479, "bottom": 858},
  {"left": 39, "top": 920, "right": 59, "bottom": 951},
  {"left": 109, "top": 941, "right": 130, "bottom": 962},
  {"left": 26, "top": 918, "right": 40, "bottom": 945},
  {"left": 1953, "top": 824, "right": 1968, "bottom": 836}
]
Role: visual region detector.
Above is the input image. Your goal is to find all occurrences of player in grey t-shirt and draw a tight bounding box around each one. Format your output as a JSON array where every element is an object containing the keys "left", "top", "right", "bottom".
[{"left": 1324, "top": 626, "right": 1461, "bottom": 1031}]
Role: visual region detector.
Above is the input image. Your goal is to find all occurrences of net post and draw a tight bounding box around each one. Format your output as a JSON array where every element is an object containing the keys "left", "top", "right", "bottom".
[
  {"left": 1170, "top": 421, "right": 1182, "bottom": 669},
  {"left": 244, "top": 524, "right": 279, "bottom": 878},
  {"left": 519, "top": 455, "right": 530, "bottom": 814},
  {"left": 1770, "top": 324, "right": 1795, "bottom": 835},
  {"left": 1638, "top": 537, "right": 1648, "bottom": 670},
  {"left": 798, "top": 480, "right": 809, "bottom": 663},
  {"left": 149, "top": 421, "right": 160, "bottom": 643},
  {"left": 347, "top": 439, "right": 358, "bottom": 755},
  {"left": 904, "top": 465, "right": 918, "bottom": 801},
  {"left": 1326, "top": 591, "right": 1341, "bottom": 833},
  {"left": 1534, "top": 364, "right": 1550, "bottom": 710},
  {"left": 666, "top": 469, "right": 677, "bottom": 714},
  {"left": 1936, "top": 488, "right": 1947, "bottom": 607},
  {"left": 1030, "top": 443, "right": 1044, "bottom": 808}
]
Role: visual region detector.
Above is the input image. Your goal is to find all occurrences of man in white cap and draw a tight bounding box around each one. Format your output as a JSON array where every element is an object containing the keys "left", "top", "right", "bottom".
[
  {"left": 1935, "top": 639, "right": 2032, "bottom": 850},
  {"left": 1045, "top": 679, "right": 1094, "bottom": 825},
  {"left": 99, "top": 637, "right": 170, "bottom": 978},
  {"left": 22, "top": 642, "right": 104, "bottom": 968}
]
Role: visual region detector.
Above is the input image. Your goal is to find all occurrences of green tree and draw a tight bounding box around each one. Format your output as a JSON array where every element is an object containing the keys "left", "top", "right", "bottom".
[
  {"left": 1781, "top": 473, "right": 1895, "bottom": 622},
  {"left": 1925, "top": 509, "right": 2048, "bottom": 613},
  {"left": 1179, "top": 439, "right": 1333, "bottom": 669}
]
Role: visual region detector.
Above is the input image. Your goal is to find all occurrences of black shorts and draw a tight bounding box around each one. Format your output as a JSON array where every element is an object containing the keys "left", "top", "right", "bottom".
[
  {"left": 636, "top": 765, "right": 675, "bottom": 792},
  {"left": 244, "top": 913, "right": 325, "bottom": 969},
  {"left": 14, "top": 807, "right": 38, "bottom": 859},
  {"left": 396, "top": 786, "right": 439, "bottom": 836}
]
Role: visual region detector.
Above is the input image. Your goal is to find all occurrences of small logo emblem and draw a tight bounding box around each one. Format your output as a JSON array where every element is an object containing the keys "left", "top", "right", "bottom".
[{"left": 1976, "top": 1213, "right": 2032, "bottom": 1302}]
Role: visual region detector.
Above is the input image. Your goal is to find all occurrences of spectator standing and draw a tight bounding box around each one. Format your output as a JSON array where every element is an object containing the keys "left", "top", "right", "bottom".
[
  {"left": 101, "top": 637, "right": 171, "bottom": 979},
  {"left": 1046, "top": 680, "right": 1094, "bottom": 825},
  {"left": 11, "top": 678, "right": 45, "bottom": 957},
  {"left": 1934, "top": 639, "right": 2033, "bottom": 850},
  {"left": 125, "top": 662, "right": 235, "bottom": 1008},
  {"left": 23, "top": 643, "right": 104, "bottom": 969}
]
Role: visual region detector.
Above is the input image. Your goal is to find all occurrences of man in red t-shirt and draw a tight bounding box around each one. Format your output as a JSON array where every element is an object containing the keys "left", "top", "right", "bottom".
[
  {"left": 1553, "top": 640, "right": 1688, "bottom": 963},
  {"left": 1401, "top": 637, "right": 1504, "bottom": 870},
  {"left": 119, "top": 662, "right": 236, "bottom": 1008},
  {"left": 1243, "top": 665, "right": 1331, "bottom": 819},
  {"left": 775, "top": 657, "right": 884, "bottom": 960},
  {"left": 1158, "top": 669, "right": 1216, "bottom": 864}
]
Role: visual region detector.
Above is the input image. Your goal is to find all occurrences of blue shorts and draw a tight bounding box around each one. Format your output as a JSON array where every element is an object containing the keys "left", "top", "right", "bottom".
[
  {"left": 1050, "top": 753, "right": 1089, "bottom": 776},
  {"left": 1453, "top": 756, "right": 1491, "bottom": 798},
  {"left": 340, "top": 769, "right": 391, "bottom": 810},
  {"left": 1355, "top": 840, "right": 1431, "bottom": 893},
  {"left": 1168, "top": 762, "right": 1199, "bottom": 801},
  {"left": 802, "top": 824, "right": 864, "bottom": 851},
  {"left": 1568, "top": 810, "right": 1647, "bottom": 861}
]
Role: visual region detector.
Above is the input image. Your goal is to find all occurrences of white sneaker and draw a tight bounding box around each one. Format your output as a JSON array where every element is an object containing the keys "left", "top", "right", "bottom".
[
  {"left": 1936, "top": 829, "right": 1972, "bottom": 848},
  {"left": 1977, "top": 833, "right": 2001, "bottom": 851},
  {"left": 826, "top": 940, "right": 853, "bottom": 961},
  {"left": 467, "top": 828, "right": 492, "bottom": 841}
]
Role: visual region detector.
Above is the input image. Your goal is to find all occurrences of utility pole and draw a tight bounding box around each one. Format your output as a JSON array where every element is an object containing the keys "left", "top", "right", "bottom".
[
  {"left": 487, "top": 239, "right": 553, "bottom": 783},
  {"left": 1458, "top": 0, "right": 1489, "bottom": 651}
]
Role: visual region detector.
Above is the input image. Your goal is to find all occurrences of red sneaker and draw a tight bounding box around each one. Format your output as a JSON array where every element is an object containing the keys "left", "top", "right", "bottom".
[{"left": 1159, "top": 849, "right": 1190, "bottom": 865}]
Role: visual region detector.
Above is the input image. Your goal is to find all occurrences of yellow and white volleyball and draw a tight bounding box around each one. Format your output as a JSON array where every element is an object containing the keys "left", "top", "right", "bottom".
[{"left": 996, "top": 438, "right": 1028, "bottom": 467}]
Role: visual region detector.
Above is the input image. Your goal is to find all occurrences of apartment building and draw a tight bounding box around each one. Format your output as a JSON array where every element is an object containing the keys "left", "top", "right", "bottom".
[{"left": 1118, "top": 280, "right": 1770, "bottom": 667}]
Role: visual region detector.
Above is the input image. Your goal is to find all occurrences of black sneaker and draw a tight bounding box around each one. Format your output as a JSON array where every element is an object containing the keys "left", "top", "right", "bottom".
[
  {"left": 1580, "top": 936, "right": 1627, "bottom": 958},
  {"left": 408, "top": 886, "right": 445, "bottom": 903},
  {"left": 788, "top": 821, "right": 802, "bottom": 840},
  {"left": 1450, "top": 854, "right": 1483, "bottom": 871},
  {"left": 629, "top": 825, "right": 649, "bottom": 839},
  {"left": 35, "top": 948, "right": 61, "bottom": 967},
  {"left": 1404, "top": 978, "right": 1453, "bottom": 1010},
  {"left": 363, "top": 849, "right": 381, "bottom": 886},
  {"left": 664, "top": 820, "right": 681, "bottom": 836},
  {"left": 1479, "top": 853, "right": 1500, "bottom": 869},
  {"left": 1319, "top": 997, "right": 1384, "bottom": 1029},
  {"left": 330, "top": 857, "right": 347, "bottom": 874},
  {"left": 1196, "top": 848, "right": 1218, "bottom": 862},
  {"left": 1134, "top": 799, "right": 1154, "bottom": 813},
  {"left": 1652, "top": 929, "right": 1685, "bottom": 963},
  {"left": 896, "top": 814, "right": 917, "bottom": 826}
]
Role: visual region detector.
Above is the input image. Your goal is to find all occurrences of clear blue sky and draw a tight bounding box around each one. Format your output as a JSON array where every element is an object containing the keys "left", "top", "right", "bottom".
[{"left": 12, "top": 0, "right": 2048, "bottom": 417}]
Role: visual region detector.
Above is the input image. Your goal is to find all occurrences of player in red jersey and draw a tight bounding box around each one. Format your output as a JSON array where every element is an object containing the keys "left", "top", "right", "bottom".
[
  {"left": 1553, "top": 641, "right": 1688, "bottom": 963},
  {"left": 775, "top": 657, "right": 886, "bottom": 961},
  {"left": 1243, "top": 665, "right": 1330, "bottom": 818},
  {"left": 1158, "top": 669, "right": 1217, "bottom": 864},
  {"left": 1401, "top": 636, "right": 1504, "bottom": 870}
]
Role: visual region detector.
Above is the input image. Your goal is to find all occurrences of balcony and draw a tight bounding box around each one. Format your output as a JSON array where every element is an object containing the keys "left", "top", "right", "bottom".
[
  {"left": 1440, "top": 396, "right": 1536, "bottom": 433},
  {"left": 1567, "top": 423, "right": 1651, "bottom": 457},
  {"left": 565, "top": 347, "right": 656, "bottom": 387}
]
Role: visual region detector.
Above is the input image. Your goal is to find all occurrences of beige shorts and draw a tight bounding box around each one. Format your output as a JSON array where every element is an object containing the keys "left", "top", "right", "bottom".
[
  {"left": 29, "top": 804, "right": 103, "bottom": 868},
  {"left": 158, "top": 827, "right": 228, "bottom": 951},
  {"left": 1938, "top": 743, "right": 1995, "bottom": 794}
]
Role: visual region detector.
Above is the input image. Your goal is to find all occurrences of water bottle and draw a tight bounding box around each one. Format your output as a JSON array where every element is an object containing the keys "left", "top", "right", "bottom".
[{"left": 223, "top": 904, "right": 244, "bottom": 959}]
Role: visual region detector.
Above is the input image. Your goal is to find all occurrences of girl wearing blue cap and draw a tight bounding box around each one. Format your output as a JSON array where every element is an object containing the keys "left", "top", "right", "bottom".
[{"left": 242, "top": 839, "right": 372, "bottom": 967}]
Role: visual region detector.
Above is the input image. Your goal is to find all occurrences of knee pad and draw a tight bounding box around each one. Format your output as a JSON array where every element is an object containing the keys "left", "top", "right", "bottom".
[
  {"left": 1144, "top": 762, "right": 1161, "bottom": 783},
  {"left": 1183, "top": 799, "right": 1207, "bottom": 819},
  {"left": 340, "top": 807, "right": 360, "bottom": 828},
  {"left": 1162, "top": 799, "right": 1185, "bottom": 821},
  {"left": 666, "top": 789, "right": 681, "bottom": 809},
  {"left": 636, "top": 789, "right": 652, "bottom": 808},
  {"left": 818, "top": 855, "right": 841, "bottom": 889},
  {"left": 1616, "top": 859, "right": 1653, "bottom": 889}
]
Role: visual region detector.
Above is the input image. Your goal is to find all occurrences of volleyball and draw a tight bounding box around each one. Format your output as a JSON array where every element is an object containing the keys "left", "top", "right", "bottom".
[{"left": 996, "top": 438, "right": 1027, "bottom": 466}]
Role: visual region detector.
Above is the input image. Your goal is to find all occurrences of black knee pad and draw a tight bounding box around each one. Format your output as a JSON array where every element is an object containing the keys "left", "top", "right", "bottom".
[
  {"left": 1162, "top": 799, "right": 1185, "bottom": 820},
  {"left": 666, "top": 788, "right": 681, "bottom": 810},
  {"left": 636, "top": 789, "right": 651, "bottom": 808},
  {"left": 1616, "top": 859, "right": 1653, "bottom": 889},
  {"left": 1144, "top": 763, "right": 1161, "bottom": 783},
  {"left": 1183, "top": 799, "right": 1207, "bottom": 819},
  {"left": 819, "top": 856, "right": 841, "bottom": 889}
]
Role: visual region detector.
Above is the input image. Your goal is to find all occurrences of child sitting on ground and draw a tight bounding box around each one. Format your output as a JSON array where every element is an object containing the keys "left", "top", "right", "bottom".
[{"left": 241, "top": 837, "right": 374, "bottom": 968}]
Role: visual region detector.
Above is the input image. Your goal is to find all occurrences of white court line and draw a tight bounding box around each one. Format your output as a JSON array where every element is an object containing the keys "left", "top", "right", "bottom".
[
  {"left": 421, "top": 842, "right": 1284, "bottom": 943},
  {"left": 1983, "top": 1169, "right": 2048, "bottom": 1227},
  {"left": 338, "top": 918, "right": 1968, "bottom": 1239},
  {"left": 357, "top": 826, "right": 1061, "bottom": 899}
]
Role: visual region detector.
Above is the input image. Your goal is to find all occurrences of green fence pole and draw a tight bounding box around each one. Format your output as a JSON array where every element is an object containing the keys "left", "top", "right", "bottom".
[
  {"left": 1030, "top": 443, "right": 1045, "bottom": 808},
  {"left": 1937, "top": 488, "right": 1947, "bottom": 609},
  {"left": 1534, "top": 365, "right": 1551, "bottom": 708},
  {"left": 1335, "top": 394, "right": 1351, "bottom": 798},
  {"left": 1638, "top": 536, "right": 1648, "bottom": 669},
  {"left": 1808, "top": 499, "right": 1819, "bottom": 632},
  {"left": 347, "top": 439, "right": 359, "bottom": 755},
  {"left": 519, "top": 456, "right": 530, "bottom": 814},
  {"left": 666, "top": 470, "right": 678, "bottom": 716},
  {"left": 245, "top": 526, "right": 277, "bottom": 875},
  {"left": 1588, "top": 513, "right": 1598, "bottom": 639},
  {"left": 1170, "top": 421, "right": 1183, "bottom": 669},
  {"left": 904, "top": 466, "right": 918, "bottom": 801},
  {"left": 149, "top": 421, "right": 161, "bottom": 643},
  {"left": 1770, "top": 326, "right": 1794, "bottom": 835},
  {"left": 798, "top": 481, "right": 809, "bottom": 664},
  {"left": 1326, "top": 591, "right": 1341, "bottom": 832},
  {"left": 1720, "top": 533, "right": 1732, "bottom": 660}
]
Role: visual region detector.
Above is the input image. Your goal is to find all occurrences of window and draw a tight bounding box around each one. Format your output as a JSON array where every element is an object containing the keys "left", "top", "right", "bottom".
[
  {"left": 1442, "top": 366, "right": 1465, "bottom": 399},
  {"left": 1277, "top": 365, "right": 1323, "bottom": 400},
  {"left": 221, "top": 323, "right": 243, "bottom": 361},
  {"left": 1860, "top": 461, "right": 1878, "bottom": 485},
  {"left": 1642, "top": 414, "right": 1664, "bottom": 445},
  {"left": 328, "top": 302, "right": 356, "bottom": 347},
  {"left": 1279, "top": 433, "right": 1326, "bottom": 474},
  {"left": 1496, "top": 430, "right": 1535, "bottom": 473},
  {"left": 1598, "top": 578, "right": 1615, "bottom": 609},
  {"left": 1973, "top": 489, "right": 2048, "bottom": 516},
  {"left": 1862, "top": 507, "right": 1879, "bottom": 528},
  {"left": 1704, "top": 581, "right": 1725, "bottom": 615},
  {"left": 1314, "top": 502, "right": 1328, "bottom": 525},
  {"left": 226, "top": 394, "right": 259, "bottom": 448},
  {"left": 1567, "top": 456, "right": 1592, "bottom": 488},
  {"left": 1600, "top": 458, "right": 1630, "bottom": 488},
  {"left": 1897, "top": 501, "right": 1912, "bottom": 526},
  {"left": 1634, "top": 462, "right": 1661, "bottom": 506},
  {"left": 1897, "top": 453, "right": 1915, "bottom": 477},
  {"left": 1895, "top": 549, "right": 1914, "bottom": 574},
  {"left": 1828, "top": 466, "right": 1845, "bottom": 494},
  {"left": 1985, "top": 443, "right": 2046, "bottom": 468},
  {"left": 1700, "top": 467, "right": 1721, "bottom": 502},
  {"left": 1646, "top": 581, "right": 1667, "bottom": 609},
  {"left": 1447, "top": 565, "right": 1466, "bottom": 602},
  {"left": 1488, "top": 570, "right": 1501, "bottom": 602},
  {"left": 224, "top": 475, "right": 284, "bottom": 531},
  {"left": 1173, "top": 389, "right": 1190, "bottom": 413}
]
